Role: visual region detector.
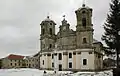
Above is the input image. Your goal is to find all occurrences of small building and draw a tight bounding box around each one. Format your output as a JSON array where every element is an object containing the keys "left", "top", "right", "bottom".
[
  {"left": 2, "top": 54, "right": 25, "bottom": 68},
  {"left": 1, "top": 54, "right": 39, "bottom": 69},
  {"left": 24, "top": 56, "right": 39, "bottom": 68}
]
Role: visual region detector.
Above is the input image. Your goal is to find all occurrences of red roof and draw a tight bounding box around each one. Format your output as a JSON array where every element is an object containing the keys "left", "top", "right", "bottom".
[{"left": 7, "top": 54, "right": 24, "bottom": 59}]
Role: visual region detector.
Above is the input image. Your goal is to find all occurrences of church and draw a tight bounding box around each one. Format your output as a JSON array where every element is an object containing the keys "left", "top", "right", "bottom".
[{"left": 39, "top": 4, "right": 103, "bottom": 71}]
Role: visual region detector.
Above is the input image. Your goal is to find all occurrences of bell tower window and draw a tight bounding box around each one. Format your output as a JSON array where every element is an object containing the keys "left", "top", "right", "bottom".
[
  {"left": 82, "top": 18, "right": 86, "bottom": 27},
  {"left": 83, "top": 38, "right": 87, "bottom": 43},
  {"left": 82, "top": 11, "right": 86, "bottom": 14},
  {"left": 50, "top": 23, "right": 52, "bottom": 25},
  {"left": 42, "top": 29, "right": 45, "bottom": 35},
  {"left": 49, "top": 44, "right": 52, "bottom": 48},
  {"left": 49, "top": 28, "right": 52, "bottom": 35}
]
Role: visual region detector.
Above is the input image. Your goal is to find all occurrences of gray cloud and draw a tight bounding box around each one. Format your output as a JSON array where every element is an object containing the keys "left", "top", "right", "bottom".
[{"left": 0, "top": 0, "right": 110, "bottom": 58}]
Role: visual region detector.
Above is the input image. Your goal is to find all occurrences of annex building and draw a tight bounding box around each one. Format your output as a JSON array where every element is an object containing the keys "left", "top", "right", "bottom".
[{"left": 40, "top": 4, "right": 103, "bottom": 71}]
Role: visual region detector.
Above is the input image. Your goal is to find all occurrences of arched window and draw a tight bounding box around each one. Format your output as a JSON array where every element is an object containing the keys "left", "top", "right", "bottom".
[
  {"left": 69, "top": 62, "right": 72, "bottom": 68},
  {"left": 49, "top": 44, "right": 52, "bottom": 48},
  {"left": 83, "top": 59, "right": 87, "bottom": 65},
  {"left": 59, "top": 53, "right": 62, "bottom": 60},
  {"left": 69, "top": 53, "right": 72, "bottom": 58},
  {"left": 43, "top": 60, "right": 44, "bottom": 65},
  {"left": 82, "top": 11, "right": 86, "bottom": 14},
  {"left": 83, "top": 38, "right": 87, "bottom": 43},
  {"left": 49, "top": 28, "right": 52, "bottom": 35},
  {"left": 50, "top": 23, "right": 52, "bottom": 25},
  {"left": 42, "top": 29, "right": 45, "bottom": 35},
  {"left": 82, "top": 18, "right": 86, "bottom": 27}
]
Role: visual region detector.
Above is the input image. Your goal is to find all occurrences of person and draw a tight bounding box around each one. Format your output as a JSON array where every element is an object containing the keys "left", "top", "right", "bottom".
[
  {"left": 54, "top": 71, "right": 56, "bottom": 74},
  {"left": 43, "top": 70, "right": 46, "bottom": 74},
  {"left": 43, "top": 70, "right": 47, "bottom": 76}
]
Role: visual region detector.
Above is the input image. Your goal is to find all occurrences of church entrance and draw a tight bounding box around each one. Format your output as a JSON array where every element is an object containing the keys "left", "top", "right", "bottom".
[{"left": 59, "top": 64, "right": 62, "bottom": 71}]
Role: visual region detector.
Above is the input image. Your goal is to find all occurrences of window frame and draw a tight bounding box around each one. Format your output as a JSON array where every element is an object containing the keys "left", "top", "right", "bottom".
[
  {"left": 82, "top": 18, "right": 86, "bottom": 27},
  {"left": 69, "top": 62, "right": 72, "bottom": 68},
  {"left": 58, "top": 53, "right": 62, "bottom": 60},
  {"left": 69, "top": 53, "right": 72, "bottom": 58},
  {"left": 43, "top": 60, "right": 44, "bottom": 65},
  {"left": 52, "top": 62, "right": 54, "bottom": 67},
  {"left": 83, "top": 59, "right": 87, "bottom": 65},
  {"left": 49, "top": 44, "right": 52, "bottom": 48},
  {"left": 83, "top": 38, "right": 87, "bottom": 44},
  {"left": 49, "top": 28, "right": 52, "bottom": 35}
]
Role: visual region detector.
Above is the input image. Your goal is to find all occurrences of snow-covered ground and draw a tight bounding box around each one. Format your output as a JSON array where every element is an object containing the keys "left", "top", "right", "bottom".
[{"left": 0, "top": 68, "right": 113, "bottom": 76}]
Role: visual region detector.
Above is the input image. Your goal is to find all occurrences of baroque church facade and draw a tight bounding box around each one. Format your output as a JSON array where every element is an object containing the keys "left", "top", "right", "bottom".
[{"left": 40, "top": 4, "right": 103, "bottom": 71}]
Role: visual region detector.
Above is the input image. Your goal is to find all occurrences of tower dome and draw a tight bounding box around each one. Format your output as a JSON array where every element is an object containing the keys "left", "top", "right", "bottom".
[
  {"left": 40, "top": 16, "right": 56, "bottom": 25},
  {"left": 76, "top": 4, "right": 92, "bottom": 12}
]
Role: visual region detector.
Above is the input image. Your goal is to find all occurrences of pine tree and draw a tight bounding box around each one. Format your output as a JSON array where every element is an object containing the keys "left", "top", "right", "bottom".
[{"left": 102, "top": 0, "right": 120, "bottom": 68}]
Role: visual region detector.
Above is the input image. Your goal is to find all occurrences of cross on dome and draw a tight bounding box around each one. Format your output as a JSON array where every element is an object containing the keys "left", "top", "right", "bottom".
[{"left": 82, "top": 0, "right": 86, "bottom": 7}]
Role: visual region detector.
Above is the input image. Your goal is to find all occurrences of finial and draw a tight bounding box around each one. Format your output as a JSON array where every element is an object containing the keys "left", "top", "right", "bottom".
[
  {"left": 62, "top": 15, "right": 67, "bottom": 25},
  {"left": 63, "top": 15, "right": 66, "bottom": 20},
  {"left": 47, "top": 16, "right": 49, "bottom": 19},
  {"left": 82, "top": 0, "right": 86, "bottom": 7},
  {"left": 47, "top": 12, "right": 50, "bottom": 18}
]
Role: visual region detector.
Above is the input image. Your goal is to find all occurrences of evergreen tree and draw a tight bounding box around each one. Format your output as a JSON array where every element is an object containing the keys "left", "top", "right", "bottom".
[{"left": 102, "top": 0, "right": 120, "bottom": 68}]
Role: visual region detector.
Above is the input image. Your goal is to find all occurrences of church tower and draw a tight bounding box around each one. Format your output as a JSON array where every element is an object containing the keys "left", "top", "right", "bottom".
[
  {"left": 40, "top": 16, "right": 56, "bottom": 52},
  {"left": 75, "top": 4, "right": 94, "bottom": 49}
]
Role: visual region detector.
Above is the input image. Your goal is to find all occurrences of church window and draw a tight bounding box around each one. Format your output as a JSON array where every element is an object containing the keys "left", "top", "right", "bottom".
[
  {"left": 83, "top": 59, "right": 87, "bottom": 65},
  {"left": 49, "top": 28, "right": 52, "bottom": 35},
  {"left": 43, "top": 60, "right": 44, "bottom": 65},
  {"left": 49, "top": 44, "right": 52, "bottom": 48},
  {"left": 58, "top": 53, "right": 62, "bottom": 60},
  {"left": 82, "top": 18, "right": 86, "bottom": 27},
  {"left": 50, "top": 23, "right": 52, "bottom": 25},
  {"left": 29, "top": 64, "right": 31, "bottom": 67},
  {"left": 69, "top": 62, "right": 72, "bottom": 68},
  {"left": 82, "top": 11, "right": 86, "bottom": 14},
  {"left": 42, "top": 29, "right": 45, "bottom": 35},
  {"left": 83, "top": 38, "right": 87, "bottom": 43},
  {"left": 52, "top": 63, "right": 54, "bottom": 67},
  {"left": 69, "top": 53, "right": 72, "bottom": 58}
]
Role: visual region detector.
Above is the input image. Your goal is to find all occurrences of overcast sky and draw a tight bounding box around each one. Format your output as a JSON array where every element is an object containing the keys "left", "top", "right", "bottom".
[{"left": 0, "top": 0, "right": 110, "bottom": 58}]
